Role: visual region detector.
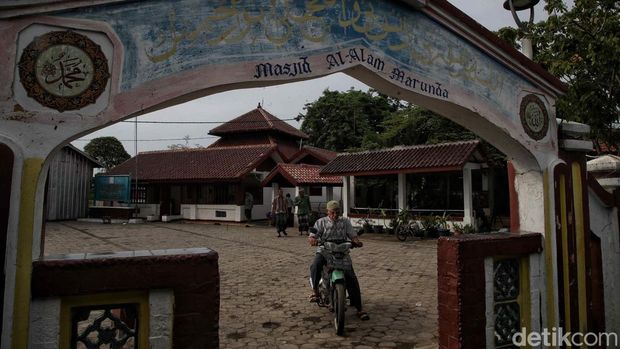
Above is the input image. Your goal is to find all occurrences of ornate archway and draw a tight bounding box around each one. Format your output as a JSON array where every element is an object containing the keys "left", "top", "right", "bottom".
[{"left": 0, "top": 1, "right": 580, "bottom": 347}]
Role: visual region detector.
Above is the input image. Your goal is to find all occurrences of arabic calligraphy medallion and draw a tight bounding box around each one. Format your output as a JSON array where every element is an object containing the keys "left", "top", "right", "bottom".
[
  {"left": 520, "top": 94, "right": 548, "bottom": 141},
  {"left": 18, "top": 31, "right": 110, "bottom": 112}
]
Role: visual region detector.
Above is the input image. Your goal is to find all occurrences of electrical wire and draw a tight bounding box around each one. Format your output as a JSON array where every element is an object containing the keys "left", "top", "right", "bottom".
[
  {"left": 75, "top": 117, "right": 302, "bottom": 142},
  {"left": 120, "top": 118, "right": 298, "bottom": 124},
  {"left": 73, "top": 136, "right": 218, "bottom": 142}
]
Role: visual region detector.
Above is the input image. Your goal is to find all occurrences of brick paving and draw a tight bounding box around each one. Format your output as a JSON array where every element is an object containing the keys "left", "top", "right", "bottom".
[{"left": 45, "top": 221, "right": 438, "bottom": 349}]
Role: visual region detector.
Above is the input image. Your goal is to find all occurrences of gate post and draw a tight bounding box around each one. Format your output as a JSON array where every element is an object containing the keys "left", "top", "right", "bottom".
[
  {"left": 437, "top": 233, "right": 542, "bottom": 349},
  {"left": 552, "top": 121, "right": 600, "bottom": 338}
]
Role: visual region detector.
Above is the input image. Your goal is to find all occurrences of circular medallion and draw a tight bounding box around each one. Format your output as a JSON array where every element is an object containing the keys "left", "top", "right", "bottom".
[
  {"left": 18, "top": 30, "right": 109, "bottom": 112},
  {"left": 520, "top": 94, "right": 549, "bottom": 140}
]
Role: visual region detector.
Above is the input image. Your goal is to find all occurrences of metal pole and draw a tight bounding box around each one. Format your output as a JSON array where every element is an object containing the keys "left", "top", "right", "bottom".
[
  {"left": 507, "top": 0, "right": 536, "bottom": 59},
  {"left": 134, "top": 116, "right": 138, "bottom": 216}
]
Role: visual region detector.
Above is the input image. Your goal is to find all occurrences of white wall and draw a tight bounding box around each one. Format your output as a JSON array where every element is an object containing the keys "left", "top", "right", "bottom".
[
  {"left": 136, "top": 204, "right": 160, "bottom": 218},
  {"left": 172, "top": 186, "right": 343, "bottom": 223},
  {"left": 307, "top": 186, "right": 342, "bottom": 213},
  {"left": 180, "top": 204, "right": 241, "bottom": 222}
]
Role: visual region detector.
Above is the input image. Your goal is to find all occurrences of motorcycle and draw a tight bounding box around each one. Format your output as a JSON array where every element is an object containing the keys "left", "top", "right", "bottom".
[{"left": 309, "top": 228, "right": 362, "bottom": 335}]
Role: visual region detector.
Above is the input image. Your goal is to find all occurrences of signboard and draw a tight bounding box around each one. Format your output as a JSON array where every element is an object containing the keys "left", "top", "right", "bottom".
[{"left": 94, "top": 175, "right": 131, "bottom": 202}]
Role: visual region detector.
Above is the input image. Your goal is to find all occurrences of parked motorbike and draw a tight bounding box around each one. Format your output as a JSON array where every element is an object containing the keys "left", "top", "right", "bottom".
[{"left": 309, "top": 228, "right": 361, "bottom": 335}]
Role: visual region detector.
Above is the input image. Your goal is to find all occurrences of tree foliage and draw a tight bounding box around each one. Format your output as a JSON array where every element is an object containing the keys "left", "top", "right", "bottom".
[
  {"left": 298, "top": 88, "right": 401, "bottom": 152},
  {"left": 378, "top": 106, "right": 506, "bottom": 167},
  {"left": 84, "top": 136, "right": 131, "bottom": 170},
  {"left": 299, "top": 89, "right": 506, "bottom": 166},
  {"left": 500, "top": 0, "right": 620, "bottom": 151},
  {"left": 379, "top": 107, "right": 476, "bottom": 147}
]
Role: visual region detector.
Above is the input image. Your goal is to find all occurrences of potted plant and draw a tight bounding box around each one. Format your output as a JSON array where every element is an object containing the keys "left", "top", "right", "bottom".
[
  {"left": 436, "top": 214, "right": 451, "bottom": 237},
  {"left": 356, "top": 217, "right": 373, "bottom": 234},
  {"left": 421, "top": 215, "right": 438, "bottom": 238},
  {"left": 462, "top": 224, "right": 476, "bottom": 234},
  {"left": 452, "top": 222, "right": 476, "bottom": 236},
  {"left": 381, "top": 208, "right": 398, "bottom": 234},
  {"left": 452, "top": 222, "right": 464, "bottom": 236}
]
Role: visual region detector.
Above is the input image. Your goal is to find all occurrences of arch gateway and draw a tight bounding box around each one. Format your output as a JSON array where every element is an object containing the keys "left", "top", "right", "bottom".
[{"left": 0, "top": 1, "right": 618, "bottom": 348}]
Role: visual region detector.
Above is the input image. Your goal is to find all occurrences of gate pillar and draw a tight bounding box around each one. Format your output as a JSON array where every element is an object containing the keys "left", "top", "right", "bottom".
[{"left": 552, "top": 121, "right": 602, "bottom": 339}]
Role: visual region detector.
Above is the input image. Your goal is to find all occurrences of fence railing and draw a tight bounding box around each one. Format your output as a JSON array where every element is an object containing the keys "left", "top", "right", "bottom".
[{"left": 349, "top": 207, "right": 465, "bottom": 218}]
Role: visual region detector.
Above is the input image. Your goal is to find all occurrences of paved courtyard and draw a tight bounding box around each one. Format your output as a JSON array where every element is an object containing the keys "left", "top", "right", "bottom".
[{"left": 45, "top": 221, "right": 438, "bottom": 349}]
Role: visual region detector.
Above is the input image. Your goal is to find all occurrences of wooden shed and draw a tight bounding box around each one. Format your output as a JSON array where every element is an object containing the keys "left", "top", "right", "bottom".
[{"left": 45, "top": 145, "right": 102, "bottom": 221}]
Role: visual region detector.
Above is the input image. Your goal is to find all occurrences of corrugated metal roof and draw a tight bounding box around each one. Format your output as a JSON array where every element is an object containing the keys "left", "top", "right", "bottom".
[
  {"left": 65, "top": 144, "right": 103, "bottom": 167},
  {"left": 320, "top": 141, "right": 482, "bottom": 175}
]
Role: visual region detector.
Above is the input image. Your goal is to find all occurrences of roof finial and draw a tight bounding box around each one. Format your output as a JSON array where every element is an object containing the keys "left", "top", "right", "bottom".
[{"left": 257, "top": 102, "right": 261, "bottom": 108}]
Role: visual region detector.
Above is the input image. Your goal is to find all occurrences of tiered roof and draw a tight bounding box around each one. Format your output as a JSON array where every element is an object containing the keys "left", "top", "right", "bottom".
[
  {"left": 109, "top": 106, "right": 338, "bottom": 184},
  {"left": 208, "top": 105, "right": 308, "bottom": 139}
]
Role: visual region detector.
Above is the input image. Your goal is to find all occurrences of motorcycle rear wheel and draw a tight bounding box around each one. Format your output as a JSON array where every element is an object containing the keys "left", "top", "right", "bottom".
[
  {"left": 333, "top": 283, "right": 346, "bottom": 335},
  {"left": 396, "top": 225, "right": 408, "bottom": 241}
]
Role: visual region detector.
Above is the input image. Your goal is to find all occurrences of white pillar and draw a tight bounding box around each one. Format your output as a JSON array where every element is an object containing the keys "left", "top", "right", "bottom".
[
  {"left": 271, "top": 182, "right": 278, "bottom": 205},
  {"left": 398, "top": 173, "right": 407, "bottom": 212},
  {"left": 463, "top": 165, "right": 474, "bottom": 226},
  {"left": 342, "top": 176, "right": 350, "bottom": 217},
  {"left": 349, "top": 176, "right": 355, "bottom": 210},
  {"left": 294, "top": 186, "right": 301, "bottom": 226}
]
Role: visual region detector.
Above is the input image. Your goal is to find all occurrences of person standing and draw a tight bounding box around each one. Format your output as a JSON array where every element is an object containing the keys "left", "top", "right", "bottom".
[
  {"left": 285, "top": 193, "right": 294, "bottom": 227},
  {"left": 271, "top": 188, "right": 288, "bottom": 237},
  {"left": 244, "top": 192, "right": 254, "bottom": 226},
  {"left": 294, "top": 188, "right": 311, "bottom": 235}
]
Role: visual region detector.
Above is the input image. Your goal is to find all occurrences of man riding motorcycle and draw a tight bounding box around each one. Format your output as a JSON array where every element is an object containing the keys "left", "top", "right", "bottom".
[{"left": 308, "top": 200, "right": 370, "bottom": 321}]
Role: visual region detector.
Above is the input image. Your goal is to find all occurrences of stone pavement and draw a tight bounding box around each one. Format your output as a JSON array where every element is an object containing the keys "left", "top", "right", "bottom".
[{"left": 45, "top": 221, "right": 438, "bottom": 349}]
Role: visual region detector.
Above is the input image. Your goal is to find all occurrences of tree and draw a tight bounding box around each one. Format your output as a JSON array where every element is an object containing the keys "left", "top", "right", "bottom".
[
  {"left": 84, "top": 136, "right": 131, "bottom": 170},
  {"left": 500, "top": 0, "right": 620, "bottom": 152},
  {"left": 379, "top": 106, "right": 475, "bottom": 147},
  {"left": 299, "top": 89, "right": 506, "bottom": 165},
  {"left": 298, "top": 88, "right": 401, "bottom": 152},
  {"left": 378, "top": 106, "right": 506, "bottom": 167}
]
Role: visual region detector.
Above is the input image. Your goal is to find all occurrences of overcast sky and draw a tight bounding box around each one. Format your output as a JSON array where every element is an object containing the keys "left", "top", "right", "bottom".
[{"left": 73, "top": 0, "right": 555, "bottom": 156}]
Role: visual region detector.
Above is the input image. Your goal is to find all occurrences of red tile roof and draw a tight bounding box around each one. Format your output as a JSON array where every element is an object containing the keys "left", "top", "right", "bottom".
[
  {"left": 320, "top": 141, "right": 483, "bottom": 176},
  {"left": 275, "top": 138, "right": 302, "bottom": 161},
  {"left": 262, "top": 164, "right": 342, "bottom": 187},
  {"left": 208, "top": 134, "right": 272, "bottom": 148},
  {"left": 208, "top": 106, "right": 308, "bottom": 139},
  {"left": 292, "top": 146, "right": 338, "bottom": 164},
  {"left": 107, "top": 145, "right": 276, "bottom": 182}
]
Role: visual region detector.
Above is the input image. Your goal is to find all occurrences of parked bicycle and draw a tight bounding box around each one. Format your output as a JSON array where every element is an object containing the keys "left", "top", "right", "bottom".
[{"left": 395, "top": 220, "right": 424, "bottom": 241}]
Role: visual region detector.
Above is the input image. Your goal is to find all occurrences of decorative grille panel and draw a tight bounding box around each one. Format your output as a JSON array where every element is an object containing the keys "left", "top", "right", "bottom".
[
  {"left": 493, "top": 258, "right": 521, "bottom": 349},
  {"left": 494, "top": 258, "right": 519, "bottom": 301},
  {"left": 72, "top": 304, "right": 138, "bottom": 349},
  {"left": 494, "top": 302, "right": 520, "bottom": 348}
]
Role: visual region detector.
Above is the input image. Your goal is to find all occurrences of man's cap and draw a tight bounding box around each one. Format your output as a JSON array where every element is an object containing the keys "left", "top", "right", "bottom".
[{"left": 326, "top": 200, "right": 340, "bottom": 211}]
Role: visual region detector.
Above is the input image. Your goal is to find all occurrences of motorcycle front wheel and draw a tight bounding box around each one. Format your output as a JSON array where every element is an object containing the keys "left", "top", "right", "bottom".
[{"left": 333, "top": 283, "right": 346, "bottom": 335}]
